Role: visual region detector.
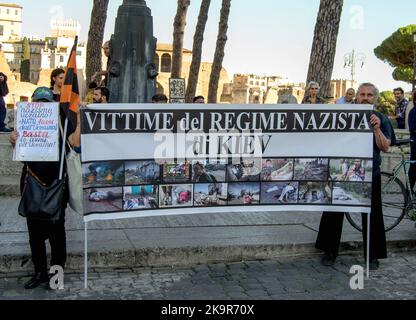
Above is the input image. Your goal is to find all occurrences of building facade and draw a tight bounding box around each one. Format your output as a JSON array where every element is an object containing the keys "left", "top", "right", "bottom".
[
  {"left": 222, "top": 74, "right": 356, "bottom": 105},
  {"left": 2, "top": 38, "right": 44, "bottom": 83},
  {"left": 154, "top": 43, "right": 229, "bottom": 102},
  {"left": 0, "top": 3, "right": 22, "bottom": 44},
  {"left": 51, "top": 19, "right": 80, "bottom": 38},
  {"left": 331, "top": 79, "right": 356, "bottom": 101}
]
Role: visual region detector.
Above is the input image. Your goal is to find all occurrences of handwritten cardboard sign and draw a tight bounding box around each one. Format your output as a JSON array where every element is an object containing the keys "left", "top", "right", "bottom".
[{"left": 14, "top": 102, "right": 60, "bottom": 162}]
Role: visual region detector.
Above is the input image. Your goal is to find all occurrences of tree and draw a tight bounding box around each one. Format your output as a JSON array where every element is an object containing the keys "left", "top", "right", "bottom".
[
  {"left": 377, "top": 91, "right": 396, "bottom": 116},
  {"left": 208, "top": 0, "right": 231, "bottom": 103},
  {"left": 86, "top": 0, "right": 110, "bottom": 85},
  {"left": 185, "top": 0, "right": 211, "bottom": 103},
  {"left": 171, "top": 0, "right": 191, "bottom": 79},
  {"left": 306, "top": 0, "right": 343, "bottom": 99},
  {"left": 374, "top": 24, "right": 416, "bottom": 83},
  {"left": 20, "top": 37, "right": 30, "bottom": 82}
]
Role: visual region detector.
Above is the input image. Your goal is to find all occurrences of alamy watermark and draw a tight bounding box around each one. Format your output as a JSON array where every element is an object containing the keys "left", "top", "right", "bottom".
[
  {"left": 349, "top": 265, "right": 364, "bottom": 290},
  {"left": 49, "top": 265, "right": 65, "bottom": 290}
]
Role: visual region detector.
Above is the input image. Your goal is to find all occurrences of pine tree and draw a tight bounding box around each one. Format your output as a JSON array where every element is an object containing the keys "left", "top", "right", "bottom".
[
  {"left": 306, "top": 0, "right": 343, "bottom": 99},
  {"left": 208, "top": 0, "right": 231, "bottom": 103}
]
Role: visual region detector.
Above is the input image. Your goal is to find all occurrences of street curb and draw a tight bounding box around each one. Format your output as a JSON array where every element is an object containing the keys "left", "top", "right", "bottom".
[{"left": 1, "top": 239, "right": 415, "bottom": 274}]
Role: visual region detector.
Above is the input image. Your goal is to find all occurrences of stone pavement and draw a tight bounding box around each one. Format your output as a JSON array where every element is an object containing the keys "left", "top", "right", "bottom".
[
  {"left": 1, "top": 251, "right": 416, "bottom": 300},
  {"left": 1, "top": 195, "right": 416, "bottom": 274}
]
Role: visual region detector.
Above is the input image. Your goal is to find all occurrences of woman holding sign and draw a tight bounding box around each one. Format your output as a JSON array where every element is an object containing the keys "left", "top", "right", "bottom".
[{"left": 10, "top": 86, "right": 81, "bottom": 290}]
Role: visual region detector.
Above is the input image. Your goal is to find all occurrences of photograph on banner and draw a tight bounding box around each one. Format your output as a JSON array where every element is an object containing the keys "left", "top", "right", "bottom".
[
  {"left": 123, "top": 185, "right": 159, "bottom": 210},
  {"left": 227, "top": 159, "right": 262, "bottom": 182},
  {"left": 261, "top": 182, "right": 299, "bottom": 204},
  {"left": 333, "top": 182, "right": 372, "bottom": 206},
  {"left": 228, "top": 183, "right": 261, "bottom": 205},
  {"left": 80, "top": 105, "right": 375, "bottom": 219},
  {"left": 162, "top": 161, "right": 191, "bottom": 183},
  {"left": 82, "top": 161, "right": 125, "bottom": 188},
  {"left": 294, "top": 158, "right": 329, "bottom": 181},
  {"left": 194, "top": 183, "right": 228, "bottom": 207},
  {"left": 261, "top": 158, "right": 294, "bottom": 181},
  {"left": 159, "top": 184, "right": 193, "bottom": 208},
  {"left": 125, "top": 161, "right": 161, "bottom": 185},
  {"left": 329, "top": 159, "right": 373, "bottom": 182},
  {"left": 169, "top": 78, "right": 186, "bottom": 99},
  {"left": 192, "top": 160, "right": 227, "bottom": 183},
  {"left": 298, "top": 182, "right": 332, "bottom": 204},
  {"left": 14, "top": 102, "right": 60, "bottom": 162},
  {"left": 83, "top": 187, "right": 123, "bottom": 213}
]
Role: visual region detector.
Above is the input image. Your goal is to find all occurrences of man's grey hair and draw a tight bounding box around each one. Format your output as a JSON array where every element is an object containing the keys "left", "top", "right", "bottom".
[
  {"left": 306, "top": 81, "right": 320, "bottom": 92},
  {"left": 357, "top": 82, "right": 380, "bottom": 102}
]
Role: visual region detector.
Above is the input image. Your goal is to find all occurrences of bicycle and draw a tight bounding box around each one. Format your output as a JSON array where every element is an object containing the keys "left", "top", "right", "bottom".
[{"left": 346, "top": 139, "right": 416, "bottom": 232}]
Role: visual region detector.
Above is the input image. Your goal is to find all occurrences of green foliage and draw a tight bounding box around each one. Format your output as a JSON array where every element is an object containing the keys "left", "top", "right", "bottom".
[
  {"left": 374, "top": 24, "right": 416, "bottom": 84},
  {"left": 392, "top": 67, "right": 414, "bottom": 82},
  {"left": 20, "top": 37, "right": 31, "bottom": 82},
  {"left": 376, "top": 91, "right": 396, "bottom": 116}
]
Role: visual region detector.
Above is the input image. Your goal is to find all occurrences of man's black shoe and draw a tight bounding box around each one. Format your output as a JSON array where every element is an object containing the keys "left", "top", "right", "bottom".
[
  {"left": 24, "top": 272, "right": 49, "bottom": 290},
  {"left": 321, "top": 252, "right": 336, "bottom": 266},
  {"left": 369, "top": 259, "right": 379, "bottom": 271}
]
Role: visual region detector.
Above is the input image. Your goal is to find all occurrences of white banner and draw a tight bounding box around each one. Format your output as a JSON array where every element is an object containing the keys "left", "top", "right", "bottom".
[
  {"left": 80, "top": 104, "right": 374, "bottom": 222},
  {"left": 14, "top": 102, "right": 60, "bottom": 162}
]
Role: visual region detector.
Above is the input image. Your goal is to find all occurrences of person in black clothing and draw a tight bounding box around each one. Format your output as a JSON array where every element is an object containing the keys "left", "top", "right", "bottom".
[
  {"left": 315, "top": 83, "right": 394, "bottom": 271},
  {"left": 10, "top": 86, "right": 81, "bottom": 290},
  {"left": 302, "top": 81, "right": 325, "bottom": 104},
  {"left": 50, "top": 68, "right": 65, "bottom": 101},
  {"left": 0, "top": 72, "right": 11, "bottom": 132},
  {"left": 391, "top": 87, "right": 408, "bottom": 129},
  {"left": 193, "top": 96, "right": 205, "bottom": 104},
  {"left": 152, "top": 94, "right": 168, "bottom": 104},
  {"left": 93, "top": 87, "right": 110, "bottom": 104},
  {"left": 92, "top": 41, "right": 111, "bottom": 87},
  {"left": 408, "top": 90, "right": 416, "bottom": 193}
]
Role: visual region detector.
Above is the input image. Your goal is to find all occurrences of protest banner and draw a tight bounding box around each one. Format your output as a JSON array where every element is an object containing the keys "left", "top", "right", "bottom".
[
  {"left": 80, "top": 104, "right": 374, "bottom": 223},
  {"left": 14, "top": 102, "right": 60, "bottom": 162}
]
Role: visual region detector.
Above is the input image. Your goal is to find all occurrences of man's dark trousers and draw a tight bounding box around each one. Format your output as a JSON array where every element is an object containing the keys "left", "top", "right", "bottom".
[{"left": 315, "top": 174, "right": 387, "bottom": 261}]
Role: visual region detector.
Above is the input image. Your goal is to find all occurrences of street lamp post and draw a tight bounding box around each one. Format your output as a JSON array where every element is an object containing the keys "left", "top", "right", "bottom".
[{"left": 344, "top": 49, "right": 366, "bottom": 84}]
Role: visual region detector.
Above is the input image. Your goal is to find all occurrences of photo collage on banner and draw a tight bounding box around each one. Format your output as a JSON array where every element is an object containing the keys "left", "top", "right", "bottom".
[{"left": 81, "top": 157, "right": 373, "bottom": 215}]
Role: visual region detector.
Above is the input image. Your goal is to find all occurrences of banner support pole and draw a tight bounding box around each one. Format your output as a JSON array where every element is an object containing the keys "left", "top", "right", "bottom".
[
  {"left": 84, "top": 221, "right": 88, "bottom": 289},
  {"left": 366, "top": 212, "right": 370, "bottom": 279}
]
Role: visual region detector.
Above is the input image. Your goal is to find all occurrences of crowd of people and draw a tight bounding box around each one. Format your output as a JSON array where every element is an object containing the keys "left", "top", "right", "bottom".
[{"left": 1, "top": 40, "right": 416, "bottom": 290}]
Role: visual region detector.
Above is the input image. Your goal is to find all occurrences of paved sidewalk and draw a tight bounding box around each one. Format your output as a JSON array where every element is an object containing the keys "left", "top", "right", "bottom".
[
  {"left": 1, "top": 196, "right": 416, "bottom": 274},
  {"left": 1, "top": 251, "right": 416, "bottom": 300}
]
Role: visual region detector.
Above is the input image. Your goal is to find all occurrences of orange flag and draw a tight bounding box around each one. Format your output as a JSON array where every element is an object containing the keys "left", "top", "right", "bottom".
[{"left": 60, "top": 36, "right": 80, "bottom": 128}]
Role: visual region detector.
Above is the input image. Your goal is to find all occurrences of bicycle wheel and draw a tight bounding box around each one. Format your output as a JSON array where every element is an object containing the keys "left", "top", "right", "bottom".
[
  {"left": 381, "top": 172, "right": 407, "bottom": 231},
  {"left": 345, "top": 172, "right": 407, "bottom": 232}
]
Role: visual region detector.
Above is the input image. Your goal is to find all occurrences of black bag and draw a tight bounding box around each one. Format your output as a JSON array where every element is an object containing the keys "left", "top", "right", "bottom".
[{"left": 18, "top": 169, "right": 66, "bottom": 222}]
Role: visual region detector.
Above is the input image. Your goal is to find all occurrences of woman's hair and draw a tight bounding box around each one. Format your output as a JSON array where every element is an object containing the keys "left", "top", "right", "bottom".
[
  {"left": 306, "top": 81, "right": 320, "bottom": 92},
  {"left": 50, "top": 68, "right": 65, "bottom": 88},
  {"left": 412, "top": 89, "right": 416, "bottom": 102}
]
